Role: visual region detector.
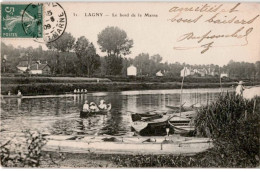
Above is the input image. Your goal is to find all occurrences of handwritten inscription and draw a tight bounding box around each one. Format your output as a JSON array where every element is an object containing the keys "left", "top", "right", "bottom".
[{"left": 169, "top": 3, "right": 259, "bottom": 53}]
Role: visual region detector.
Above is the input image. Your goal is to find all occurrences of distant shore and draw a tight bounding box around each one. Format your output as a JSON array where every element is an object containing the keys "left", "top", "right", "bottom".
[
  {"left": 1, "top": 76, "right": 259, "bottom": 96},
  {"left": 1, "top": 81, "right": 237, "bottom": 96}
]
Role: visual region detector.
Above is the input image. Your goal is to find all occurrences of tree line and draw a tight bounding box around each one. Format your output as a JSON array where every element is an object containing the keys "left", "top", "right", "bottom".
[{"left": 1, "top": 26, "right": 260, "bottom": 80}]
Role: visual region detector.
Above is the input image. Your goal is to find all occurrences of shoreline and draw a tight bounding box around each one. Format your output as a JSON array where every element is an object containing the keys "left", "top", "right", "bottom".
[{"left": 1, "top": 81, "right": 239, "bottom": 96}]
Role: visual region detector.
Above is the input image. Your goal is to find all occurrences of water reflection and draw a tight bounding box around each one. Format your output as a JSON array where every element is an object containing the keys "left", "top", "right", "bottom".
[{"left": 1, "top": 88, "right": 234, "bottom": 137}]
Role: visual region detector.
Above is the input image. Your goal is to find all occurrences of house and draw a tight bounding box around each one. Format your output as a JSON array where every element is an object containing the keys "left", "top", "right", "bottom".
[
  {"left": 156, "top": 70, "right": 164, "bottom": 76},
  {"left": 193, "top": 68, "right": 208, "bottom": 77},
  {"left": 180, "top": 67, "right": 191, "bottom": 77},
  {"left": 16, "top": 61, "right": 51, "bottom": 74},
  {"left": 220, "top": 72, "right": 229, "bottom": 78},
  {"left": 127, "top": 65, "right": 137, "bottom": 76},
  {"left": 17, "top": 60, "right": 30, "bottom": 73},
  {"left": 30, "top": 63, "right": 51, "bottom": 74}
]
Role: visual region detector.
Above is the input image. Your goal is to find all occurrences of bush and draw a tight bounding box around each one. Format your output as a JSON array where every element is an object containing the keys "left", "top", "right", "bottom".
[
  {"left": 194, "top": 93, "right": 260, "bottom": 167},
  {"left": 0, "top": 130, "right": 65, "bottom": 167}
]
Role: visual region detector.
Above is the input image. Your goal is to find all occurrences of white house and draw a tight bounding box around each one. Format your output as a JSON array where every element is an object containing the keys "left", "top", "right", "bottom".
[
  {"left": 127, "top": 65, "right": 137, "bottom": 76},
  {"left": 180, "top": 67, "right": 191, "bottom": 77},
  {"left": 220, "top": 72, "right": 229, "bottom": 78},
  {"left": 156, "top": 70, "right": 163, "bottom": 76},
  {"left": 17, "top": 61, "right": 51, "bottom": 74}
]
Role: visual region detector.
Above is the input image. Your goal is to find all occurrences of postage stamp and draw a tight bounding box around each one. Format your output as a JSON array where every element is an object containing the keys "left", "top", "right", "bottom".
[{"left": 1, "top": 4, "right": 43, "bottom": 38}]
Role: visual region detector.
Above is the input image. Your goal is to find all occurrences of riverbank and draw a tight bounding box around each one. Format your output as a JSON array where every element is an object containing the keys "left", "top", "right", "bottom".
[
  {"left": 2, "top": 76, "right": 259, "bottom": 96},
  {"left": 1, "top": 81, "right": 238, "bottom": 96}
]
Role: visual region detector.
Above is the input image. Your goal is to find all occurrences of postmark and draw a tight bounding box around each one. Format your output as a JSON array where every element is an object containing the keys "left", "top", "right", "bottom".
[
  {"left": 42, "top": 2, "right": 67, "bottom": 42},
  {"left": 1, "top": 4, "right": 43, "bottom": 38}
]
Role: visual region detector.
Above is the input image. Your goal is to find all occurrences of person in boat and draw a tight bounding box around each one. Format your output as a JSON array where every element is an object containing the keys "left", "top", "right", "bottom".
[
  {"left": 74, "top": 89, "right": 77, "bottom": 93},
  {"left": 236, "top": 81, "right": 245, "bottom": 96},
  {"left": 84, "top": 89, "right": 87, "bottom": 93},
  {"left": 8, "top": 91, "right": 11, "bottom": 96},
  {"left": 77, "top": 89, "right": 80, "bottom": 93},
  {"left": 90, "top": 102, "right": 99, "bottom": 112},
  {"left": 17, "top": 90, "right": 22, "bottom": 96},
  {"left": 81, "top": 89, "right": 84, "bottom": 93},
  {"left": 83, "top": 100, "right": 90, "bottom": 112},
  {"left": 98, "top": 100, "right": 108, "bottom": 110}
]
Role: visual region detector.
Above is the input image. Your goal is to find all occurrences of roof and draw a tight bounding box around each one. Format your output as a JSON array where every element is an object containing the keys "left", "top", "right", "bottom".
[
  {"left": 30, "top": 64, "right": 49, "bottom": 70},
  {"left": 17, "top": 61, "right": 30, "bottom": 67}
]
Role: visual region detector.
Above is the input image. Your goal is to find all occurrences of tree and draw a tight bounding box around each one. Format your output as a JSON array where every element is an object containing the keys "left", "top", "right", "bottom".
[
  {"left": 46, "top": 32, "right": 75, "bottom": 74},
  {"left": 97, "top": 26, "right": 133, "bottom": 75},
  {"left": 74, "top": 36, "right": 100, "bottom": 76},
  {"left": 97, "top": 26, "right": 133, "bottom": 57},
  {"left": 133, "top": 53, "right": 150, "bottom": 76}
]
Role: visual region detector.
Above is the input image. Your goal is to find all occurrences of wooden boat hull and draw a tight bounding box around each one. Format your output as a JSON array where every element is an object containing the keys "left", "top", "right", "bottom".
[
  {"left": 131, "top": 113, "right": 163, "bottom": 122},
  {"left": 131, "top": 120, "right": 174, "bottom": 136},
  {"left": 168, "top": 121, "right": 195, "bottom": 134},
  {"left": 80, "top": 110, "right": 108, "bottom": 118}
]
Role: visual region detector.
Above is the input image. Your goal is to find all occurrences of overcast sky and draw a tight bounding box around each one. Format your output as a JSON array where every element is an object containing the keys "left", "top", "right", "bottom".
[{"left": 2, "top": 2, "right": 260, "bottom": 66}]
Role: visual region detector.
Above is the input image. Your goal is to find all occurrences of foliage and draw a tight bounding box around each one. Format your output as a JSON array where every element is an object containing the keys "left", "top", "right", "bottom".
[
  {"left": 74, "top": 37, "right": 101, "bottom": 76},
  {"left": 0, "top": 130, "right": 66, "bottom": 167},
  {"left": 223, "top": 60, "right": 259, "bottom": 80},
  {"left": 97, "top": 26, "right": 133, "bottom": 57},
  {"left": 0, "top": 130, "right": 47, "bottom": 167},
  {"left": 194, "top": 93, "right": 260, "bottom": 167},
  {"left": 2, "top": 41, "right": 260, "bottom": 78},
  {"left": 104, "top": 55, "right": 123, "bottom": 75}
]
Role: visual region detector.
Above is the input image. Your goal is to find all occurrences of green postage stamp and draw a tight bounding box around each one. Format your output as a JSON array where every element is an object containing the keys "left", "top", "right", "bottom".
[{"left": 1, "top": 4, "right": 43, "bottom": 38}]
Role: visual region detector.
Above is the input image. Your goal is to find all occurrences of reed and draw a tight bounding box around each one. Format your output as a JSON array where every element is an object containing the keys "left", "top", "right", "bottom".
[{"left": 194, "top": 93, "right": 260, "bottom": 167}]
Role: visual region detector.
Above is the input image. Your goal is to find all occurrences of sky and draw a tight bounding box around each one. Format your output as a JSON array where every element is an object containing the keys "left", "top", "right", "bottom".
[{"left": 2, "top": 2, "right": 260, "bottom": 66}]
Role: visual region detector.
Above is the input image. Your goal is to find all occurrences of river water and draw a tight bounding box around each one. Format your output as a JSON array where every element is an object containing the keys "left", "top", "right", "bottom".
[{"left": 1, "top": 88, "right": 234, "bottom": 138}]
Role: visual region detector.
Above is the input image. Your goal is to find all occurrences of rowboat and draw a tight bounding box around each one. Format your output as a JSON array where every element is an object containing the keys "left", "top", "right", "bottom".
[
  {"left": 168, "top": 121, "right": 195, "bottom": 134},
  {"left": 131, "top": 113, "right": 164, "bottom": 122},
  {"left": 130, "top": 114, "right": 174, "bottom": 136},
  {"left": 80, "top": 104, "right": 111, "bottom": 118},
  {"left": 130, "top": 112, "right": 195, "bottom": 136},
  {"left": 1, "top": 95, "right": 22, "bottom": 98}
]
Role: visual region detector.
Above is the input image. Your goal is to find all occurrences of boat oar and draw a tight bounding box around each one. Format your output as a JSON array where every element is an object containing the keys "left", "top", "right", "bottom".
[{"left": 167, "top": 109, "right": 179, "bottom": 121}]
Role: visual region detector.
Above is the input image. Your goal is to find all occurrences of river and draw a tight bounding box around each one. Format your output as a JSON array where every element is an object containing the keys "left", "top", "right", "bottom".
[{"left": 1, "top": 88, "right": 234, "bottom": 138}]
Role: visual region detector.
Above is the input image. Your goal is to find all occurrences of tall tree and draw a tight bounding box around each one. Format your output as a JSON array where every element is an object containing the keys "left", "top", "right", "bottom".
[
  {"left": 97, "top": 26, "right": 133, "bottom": 75},
  {"left": 46, "top": 32, "right": 75, "bottom": 74},
  {"left": 74, "top": 36, "right": 100, "bottom": 76},
  {"left": 97, "top": 26, "right": 133, "bottom": 57}
]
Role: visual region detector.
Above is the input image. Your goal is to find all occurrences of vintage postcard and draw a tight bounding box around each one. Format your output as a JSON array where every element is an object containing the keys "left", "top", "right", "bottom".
[{"left": 0, "top": 1, "right": 260, "bottom": 168}]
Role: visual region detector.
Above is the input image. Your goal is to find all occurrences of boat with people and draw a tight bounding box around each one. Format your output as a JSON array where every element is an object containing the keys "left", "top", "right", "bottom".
[
  {"left": 80, "top": 103, "right": 112, "bottom": 118},
  {"left": 1, "top": 95, "right": 23, "bottom": 98},
  {"left": 1, "top": 90, "right": 23, "bottom": 99}
]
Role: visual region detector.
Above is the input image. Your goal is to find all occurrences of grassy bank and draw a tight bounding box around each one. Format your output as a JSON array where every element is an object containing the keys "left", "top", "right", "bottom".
[
  {"left": 1, "top": 82, "right": 236, "bottom": 96},
  {"left": 2, "top": 76, "right": 259, "bottom": 96}
]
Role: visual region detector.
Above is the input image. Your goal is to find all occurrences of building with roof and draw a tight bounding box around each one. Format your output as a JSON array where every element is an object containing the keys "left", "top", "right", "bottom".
[
  {"left": 156, "top": 70, "right": 164, "bottom": 76},
  {"left": 16, "top": 61, "right": 51, "bottom": 74},
  {"left": 127, "top": 65, "right": 137, "bottom": 76}
]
